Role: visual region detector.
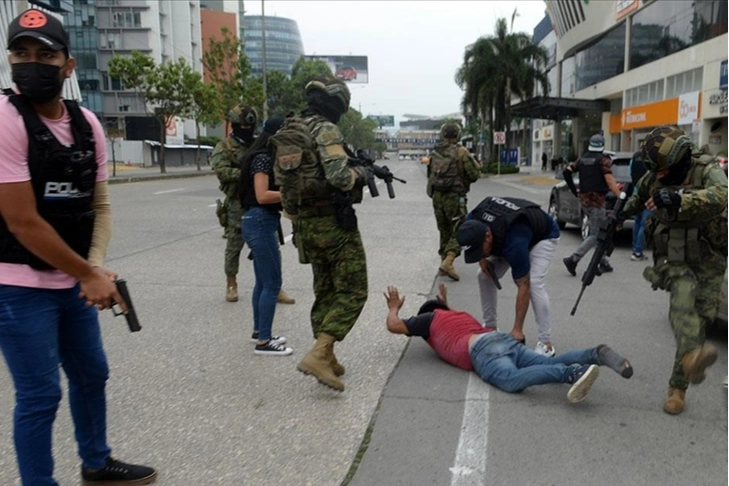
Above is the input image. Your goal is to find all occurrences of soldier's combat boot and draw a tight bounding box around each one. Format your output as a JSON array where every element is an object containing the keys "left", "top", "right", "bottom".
[
  {"left": 438, "top": 255, "right": 447, "bottom": 276},
  {"left": 681, "top": 344, "right": 718, "bottom": 385},
  {"left": 439, "top": 252, "right": 460, "bottom": 281},
  {"left": 226, "top": 276, "right": 238, "bottom": 302},
  {"left": 297, "top": 333, "right": 344, "bottom": 391},
  {"left": 663, "top": 387, "right": 686, "bottom": 415},
  {"left": 277, "top": 289, "right": 296, "bottom": 305},
  {"left": 330, "top": 345, "right": 345, "bottom": 377}
]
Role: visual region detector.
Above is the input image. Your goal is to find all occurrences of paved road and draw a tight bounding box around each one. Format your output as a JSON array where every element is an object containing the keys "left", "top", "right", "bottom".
[{"left": 0, "top": 163, "right": 725, "bottom": 486}]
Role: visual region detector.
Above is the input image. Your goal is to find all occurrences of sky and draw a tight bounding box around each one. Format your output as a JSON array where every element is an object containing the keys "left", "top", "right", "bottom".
[{"left": 243, "top": 1, "right": 548, "bottom": 126}]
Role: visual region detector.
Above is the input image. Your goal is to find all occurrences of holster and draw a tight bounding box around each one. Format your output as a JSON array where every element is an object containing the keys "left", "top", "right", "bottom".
[{"left": 332, "top": 192, "right": 358, "bottom": 231}]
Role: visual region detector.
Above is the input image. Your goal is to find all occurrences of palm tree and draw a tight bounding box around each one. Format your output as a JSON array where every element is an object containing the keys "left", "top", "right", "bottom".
[{"left": 457, "top": 10, "right": 550, "bottom": 164}]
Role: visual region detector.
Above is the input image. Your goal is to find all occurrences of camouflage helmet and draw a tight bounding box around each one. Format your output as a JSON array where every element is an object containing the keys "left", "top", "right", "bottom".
[
  {"left": 226, "top": 104, "right": 258, "bottom": 126},
  {"left": 440, "top": 123, "right": 461, "bottom": 141},
  {"left": 304, "top": 75, "right": 351, "bottom": 113},
  {"left": 641, "top": 125, "right": 693, "bottom": 173}
]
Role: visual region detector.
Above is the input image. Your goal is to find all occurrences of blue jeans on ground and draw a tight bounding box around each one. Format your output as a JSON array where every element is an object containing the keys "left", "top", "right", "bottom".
[
  {"left": 469, "top": 332, "right": 598, "bottom": 393},
  {"left": 241, "top": 207, "right": 282, "bottom": 341},
  {"left": 0, "top": 284, "right": 111, "bottom": 486},
  {"left": 632, "top": 208, "right": 653, "bottom": 256}
]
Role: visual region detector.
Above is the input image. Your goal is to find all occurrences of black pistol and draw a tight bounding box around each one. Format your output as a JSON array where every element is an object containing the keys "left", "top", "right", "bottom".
[{"left": 113, "top": 278, "right": 141, "bottom": 332}]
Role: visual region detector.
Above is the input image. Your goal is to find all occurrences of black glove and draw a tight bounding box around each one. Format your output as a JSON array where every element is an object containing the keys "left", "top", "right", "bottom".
[{"left": 652, "top": 188, "right": 681, "bottom": 209}]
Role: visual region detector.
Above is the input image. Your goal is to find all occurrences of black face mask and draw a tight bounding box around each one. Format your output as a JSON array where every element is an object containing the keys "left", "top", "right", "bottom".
[
  {"left": 11, "top": 62, "right": 64, "bottom": 104},
  {"left": 232, "top": 124, "right": 255, "bottom": 143}
]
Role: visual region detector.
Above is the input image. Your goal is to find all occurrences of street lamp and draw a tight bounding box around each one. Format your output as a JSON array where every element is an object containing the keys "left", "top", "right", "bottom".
[{"left": 261, "top": 0, "right": 268, "bottom": 120}]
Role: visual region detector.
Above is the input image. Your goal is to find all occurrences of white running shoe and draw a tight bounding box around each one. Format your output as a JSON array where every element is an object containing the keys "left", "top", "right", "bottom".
[{"left": 535, "top": 341, "right": 556, "bottom": 357}]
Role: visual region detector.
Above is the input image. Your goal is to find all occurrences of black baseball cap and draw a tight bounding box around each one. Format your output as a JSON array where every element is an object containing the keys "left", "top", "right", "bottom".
[
  {"left": 457, "top": 220, "right": 490, "bottom": 263},
  {"left": 7, "top": 9, "right": 69, "bottom": 52}
]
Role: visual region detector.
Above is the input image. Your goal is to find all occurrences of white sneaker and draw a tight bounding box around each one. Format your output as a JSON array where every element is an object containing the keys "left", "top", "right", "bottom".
[
  {"left": 630, "top": 252, "right": 647, "bottom": 261},
  {"left": 535, "top": 341, "right": 556, "bottom": 357},
  {"left": 254, "top": 340, "right": 293, "bottom": 356}
]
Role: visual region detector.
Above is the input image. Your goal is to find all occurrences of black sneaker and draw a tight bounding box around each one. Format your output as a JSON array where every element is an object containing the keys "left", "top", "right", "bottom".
[
  {"left": 563, "top": 257, "right": 577, "bottom": 276},
  {"left": 598, "top": 261, "right": 614, "bottom": 273},
  {"left": 254, "top": 340, "right": 293, "bottom": 356},
  {"left": 250, "top": 332, "right": 287, "bottom": 345},
  {"left": 566, "top": 364, "right": 600, "bottom": 403},
  {"left": 81, "top": 457, "right": 157, "bottom": 484}
]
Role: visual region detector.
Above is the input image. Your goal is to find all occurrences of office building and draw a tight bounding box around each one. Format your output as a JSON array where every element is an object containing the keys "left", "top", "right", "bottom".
[{"left": 243, "top": 15, "right": 304, "bottom": 76}]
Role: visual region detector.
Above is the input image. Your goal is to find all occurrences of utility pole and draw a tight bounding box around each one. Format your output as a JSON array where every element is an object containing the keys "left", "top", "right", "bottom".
[{"left": 261, "top": 0, "right": 268, "bottom": 120}]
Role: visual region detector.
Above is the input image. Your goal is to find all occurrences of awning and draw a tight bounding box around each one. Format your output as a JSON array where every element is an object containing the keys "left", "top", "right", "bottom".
[{"left": 511, "top": 96, "right": 610, "bottom": 120}]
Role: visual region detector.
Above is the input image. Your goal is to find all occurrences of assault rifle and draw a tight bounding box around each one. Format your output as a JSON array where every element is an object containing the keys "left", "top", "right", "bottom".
[
  {"left": 112, "top": 278, "right": 142, "bottom": 332},
  {"left": 346, "top": 148, "right": 406, "bottom": 198},
  {"left": 570, "top": 184, "right": 632, "bottom": 316}
]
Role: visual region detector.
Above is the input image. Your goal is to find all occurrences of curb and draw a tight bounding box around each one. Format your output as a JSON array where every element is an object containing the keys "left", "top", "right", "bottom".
[{"left": 108, "top": 171, "right": 214, "bottom": 185}]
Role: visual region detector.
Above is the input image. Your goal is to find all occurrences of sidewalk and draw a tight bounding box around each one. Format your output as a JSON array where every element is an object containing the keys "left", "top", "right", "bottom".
[{"left": 107, "top": 163, "right": 214, "bottom": 184}]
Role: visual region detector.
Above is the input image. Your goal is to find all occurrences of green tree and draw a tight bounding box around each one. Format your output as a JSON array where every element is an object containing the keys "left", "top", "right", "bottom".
[
  {"left": 456, "top": 10, "right": 549, "bottom": 164},
  {"left": 109, "top": 53, "right": 197, "bottom": 173},
  {"left": 184, "top": 70, "right": 220, "bottom": 170},
  {"left": 264, "top": 70, "right": 292, "bottom": 117},
  {"left": 279, "top": 57, "right": 333, "bottom": 114},
  {"left": 202, "top": 26, "right": 250, "bottom": 125}
]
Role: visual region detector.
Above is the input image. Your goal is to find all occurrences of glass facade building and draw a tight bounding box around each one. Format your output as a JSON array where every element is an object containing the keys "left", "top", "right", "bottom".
[
  {"left": 63, "top": 0, "right": 103, "bottom": 115},
  {"left": 243, "top": 15, "right": 304, "bottom": 76}
]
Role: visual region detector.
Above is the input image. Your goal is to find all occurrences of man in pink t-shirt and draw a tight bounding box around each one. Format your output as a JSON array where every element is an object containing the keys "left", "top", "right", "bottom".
[
  {"left": 0, "top": 9, "right": 155, "bottom": 485},
  {"left": 384, "top": 284, "right": 633, "bottom": 402}
]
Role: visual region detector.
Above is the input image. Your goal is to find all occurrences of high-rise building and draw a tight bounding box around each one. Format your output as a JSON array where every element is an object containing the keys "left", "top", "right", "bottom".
[
  {"left": 243, "top": 15, "right": 304, "bottom": 76},
  {"left": 62, "top": 0, "right": 203, "bottom": 139}
]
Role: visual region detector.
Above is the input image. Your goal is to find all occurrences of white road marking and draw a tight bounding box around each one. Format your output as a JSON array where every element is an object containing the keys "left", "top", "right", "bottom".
[
  {"left": 153, "top": 188, "right": 186, "bottom": 195},
  {"left": 450, "top": 373, "right": 490, "bottom": 486}
]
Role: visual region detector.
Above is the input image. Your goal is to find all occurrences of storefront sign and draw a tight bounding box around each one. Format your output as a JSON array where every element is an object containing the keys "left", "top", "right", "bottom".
[
  {"left": 542, "top": 126, "right": 553, "bottom": 139},
  {"left": 620, "top": 98, "right": 679, "bottom": 130},
  {"left": 677, "top": 91, "right": 701, "bottom": 125},
  {"left": 616, "top": 0, "right": 639, "bottom": 20},
  {"left": 702, "top": 88, "right": 728, "bottom": 118}
]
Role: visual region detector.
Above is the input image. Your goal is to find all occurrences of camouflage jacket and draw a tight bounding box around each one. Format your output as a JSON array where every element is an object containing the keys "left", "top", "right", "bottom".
[
  {"left": 306, "top": 114, "right": 362, "bottom": 201},
  {"left": 210, "top": 136, "right": 253, "bottom": 199},
  {"left": 623, "top": 154, "right": 728, "bottom": 225},
  {"left": 427, "top": 142, "right": 481, "bottom": 195}
]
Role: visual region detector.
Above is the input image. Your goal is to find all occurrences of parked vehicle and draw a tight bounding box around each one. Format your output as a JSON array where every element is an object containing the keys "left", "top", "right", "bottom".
[{"left": 548, "top": 151, "right": 633, "bottom": 239}]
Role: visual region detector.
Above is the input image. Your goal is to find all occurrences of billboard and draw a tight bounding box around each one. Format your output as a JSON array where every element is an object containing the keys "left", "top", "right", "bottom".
[
  {"left": 304, "top": 55, "right": 369, "bottom": 84},
  {"left": 368, "top": 115, "right": 395, "bottom": 127}
]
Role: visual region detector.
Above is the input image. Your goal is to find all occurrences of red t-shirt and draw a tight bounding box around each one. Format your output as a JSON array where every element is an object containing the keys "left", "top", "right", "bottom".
[{"left": 405, "top": 309, "right": 494, "bottom": 371}]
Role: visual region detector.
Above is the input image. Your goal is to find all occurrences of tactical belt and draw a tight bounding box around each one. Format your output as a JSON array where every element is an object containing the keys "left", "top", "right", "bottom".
[{"left": 298, "top": 202, "right": 336, "bottom": 218}]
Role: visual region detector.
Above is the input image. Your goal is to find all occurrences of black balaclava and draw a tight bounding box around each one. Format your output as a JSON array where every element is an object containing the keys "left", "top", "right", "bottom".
[
  {"left": 658, "top": 152, "right": 691, "bottom": 186},
  {"left": 231, "top": 124, "right": 255, "bottom": 144},
  {"left": 305, "top": 90, "right": 344, "bottom": 123}
]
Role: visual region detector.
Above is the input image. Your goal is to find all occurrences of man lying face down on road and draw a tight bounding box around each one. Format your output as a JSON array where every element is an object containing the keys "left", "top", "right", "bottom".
[{"left": 384, "top": 284, "right": 633, "bottom": 402}]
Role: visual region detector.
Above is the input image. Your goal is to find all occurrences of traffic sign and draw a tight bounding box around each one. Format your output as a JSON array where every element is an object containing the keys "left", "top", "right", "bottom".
[{"left": 493, "top": 131, "right": 506, "bottom": 145}]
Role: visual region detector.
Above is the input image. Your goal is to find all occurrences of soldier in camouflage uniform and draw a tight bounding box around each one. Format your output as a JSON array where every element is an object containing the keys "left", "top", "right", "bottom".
[
  {"left": 211, "top": 104, "right": 257, "bottom": 302},
  {"left": 425, "top": 123, "right": 481, "bottom": 281},
  {"left": 621, "top": 126, "right": 728, "bottom": 415},
  {"left": 272, "top": 76, "right": 373, "bottom": 392}
]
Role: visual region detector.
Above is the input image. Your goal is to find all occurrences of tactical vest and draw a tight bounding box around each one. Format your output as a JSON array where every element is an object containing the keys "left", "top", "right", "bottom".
[
  {"left": 577, "top": 152, "right": 609, "bottom": 193},
  {"left": 218, "top": 137, "right": 250, "bottom": 199},
  {"left": 471, "top": 197, "right": 550, "bottom": 256},
  {"left": 0, "top": 91, "right": 97, "bottom": 270},
  {"left": 271, "top": 116, "right": 335, "bottom": 216},
  {"left": 649, "top": 154, "right": 727, "bottom": 261},
  {"left": 239, "top": 148, "right": 281, "bottom": 211},
  {"left": 428, "top": 143, "right": 466, "bottom": 194}
]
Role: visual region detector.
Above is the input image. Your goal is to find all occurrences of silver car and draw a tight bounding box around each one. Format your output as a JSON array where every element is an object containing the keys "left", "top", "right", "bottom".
[{"left": 548, "top": 151, "right": 634, "bottom": 239}]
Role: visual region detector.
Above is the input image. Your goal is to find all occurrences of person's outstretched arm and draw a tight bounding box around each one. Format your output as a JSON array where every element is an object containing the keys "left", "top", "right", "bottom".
[{"left": 384, "top": 286, "right": 408, "bottom": 334}]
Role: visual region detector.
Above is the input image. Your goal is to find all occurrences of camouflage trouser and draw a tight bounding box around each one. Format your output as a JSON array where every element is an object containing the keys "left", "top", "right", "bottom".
[
  {"left": 224, "top": 197, "right": 246, "bottom": 277},
  {"left": 655, "top": 251, "right": 727, "bottom": 390},
  {"left": 298, "top": 215, "right": 368, "bottom": 341},
  {"left": 432, "top": 191, "right": 466, "bottom": 258}
]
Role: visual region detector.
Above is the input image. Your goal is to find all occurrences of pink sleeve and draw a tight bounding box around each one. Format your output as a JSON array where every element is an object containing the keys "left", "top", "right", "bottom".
[
  {"left": 82, "top": 108, "right": 109, "bottom": 182},
  {"left": 0, "top": 97, "right": 31, "bottom": 183}
]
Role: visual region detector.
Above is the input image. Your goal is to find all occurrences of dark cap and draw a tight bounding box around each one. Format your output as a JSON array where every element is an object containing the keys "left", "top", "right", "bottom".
[
  {"left": 588, "top": 133, "right": 605, "bottom": 152},
  {"left": 457, "top": 220, "right": 490, "bottom": 263},
  {"left": 7, "top": 9, "right": 69, "bottom": 52}
]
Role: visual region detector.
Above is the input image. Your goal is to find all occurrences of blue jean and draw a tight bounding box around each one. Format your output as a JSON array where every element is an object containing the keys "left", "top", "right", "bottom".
[
  {"left": 0, "top": 284, "right": 111, "bottom": 486},
  {"left": 469, "top": 332, "right": 598, "bottom": 393},
  {"left": 241, "top": 207, "right": 282, "bottom": 341},
  {"left": 632, "top": 208, "right": 653, "bottom": 255}
]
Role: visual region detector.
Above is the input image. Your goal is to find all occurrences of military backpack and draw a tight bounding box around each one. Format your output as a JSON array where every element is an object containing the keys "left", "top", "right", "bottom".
[{"left": 428, "top": 144, "right": 467, "bottom": 195}]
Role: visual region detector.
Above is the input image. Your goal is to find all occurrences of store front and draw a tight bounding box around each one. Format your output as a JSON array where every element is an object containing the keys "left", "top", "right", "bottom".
[{"left": 700, "top": 59, "right": 728, "bottom": 156}]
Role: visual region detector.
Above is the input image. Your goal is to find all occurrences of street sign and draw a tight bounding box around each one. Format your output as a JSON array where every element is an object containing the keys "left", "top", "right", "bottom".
[{"left": 493, "top": 131, "right": 506, "bottom": 145}]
